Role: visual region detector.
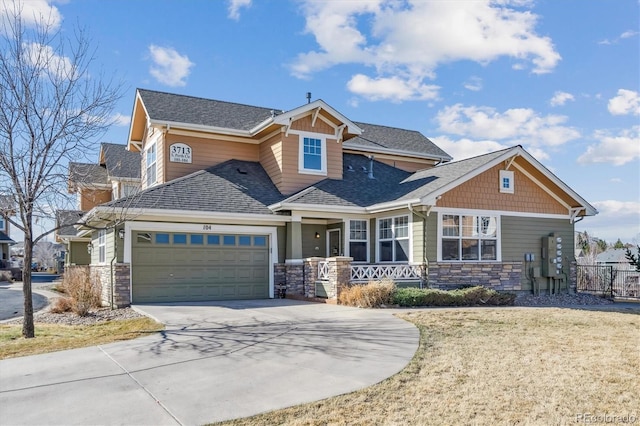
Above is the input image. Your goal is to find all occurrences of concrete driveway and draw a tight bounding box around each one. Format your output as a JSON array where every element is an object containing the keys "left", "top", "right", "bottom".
[{"left": 0, "top": 299, "right": 419, "bottom": 425}]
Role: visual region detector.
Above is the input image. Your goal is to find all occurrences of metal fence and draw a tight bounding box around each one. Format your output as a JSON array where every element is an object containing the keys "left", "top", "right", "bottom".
[{"left": 577, "top": 265, "right": 640, "bottom": 299}]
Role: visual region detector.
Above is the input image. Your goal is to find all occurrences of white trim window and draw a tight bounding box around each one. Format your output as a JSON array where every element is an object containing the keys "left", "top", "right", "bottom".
[
  {"left": 98, "top": 229, "right": 106, "bottom": 264},
  {"left": 146, "top": 143, "right": 157, "bottom": 187},
  {"left": 500, "top": 170, "right": 514, "bottom": 194},
  {"left": 0, "top": 217, "right": 5, "bottom": 232},
  {"left": 440, "top": 214, "right": 498, "bottom": 261},
  {"left": 348, "top": 219, "right": 368, "bottom": 262},
  {"left": 378, "top": 215, "right": 409, "bottom": 262},
  {"left": 298, "top": 133, "right": 326, "bottom": 175}
]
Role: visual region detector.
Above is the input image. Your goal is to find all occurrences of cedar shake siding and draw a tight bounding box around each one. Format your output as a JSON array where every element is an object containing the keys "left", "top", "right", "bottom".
[
  {"left": 260, "top": 131, "right": 285, "bottom": 191},
  {"left": 79, "top": 188, "right": 112, "bottom": 211},
  {"left": 438, "top": 163, "right": 567, "bottom": 215},
  {"left": 163, "top": 133, "right": 260, "bottom": 183}
]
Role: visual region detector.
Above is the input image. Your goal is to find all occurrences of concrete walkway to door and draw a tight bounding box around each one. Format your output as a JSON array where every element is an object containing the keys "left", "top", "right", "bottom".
[{"left": 0, "top": 299, "right": 419, "bottom": 425}]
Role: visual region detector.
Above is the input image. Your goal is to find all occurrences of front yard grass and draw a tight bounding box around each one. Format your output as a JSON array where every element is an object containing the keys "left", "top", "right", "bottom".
[
  {"left": 0, "top": 317, "right": 163, "bottom": 360},
  {"left": 217, "top": 307, "right": 639, "bottom": 426}
]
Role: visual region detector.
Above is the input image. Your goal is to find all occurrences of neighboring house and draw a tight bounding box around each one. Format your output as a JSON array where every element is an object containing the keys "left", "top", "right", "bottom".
[
  {"left": 78, "top": 89, "right": 597, "bottom": 307},
  {"left": 0, "top": 195, "right": 16, "bottom": 269},
  {"left": 595, "top": 249, "right": 639, "bottom": 298},
  {"left": 56, "top": 143, "right": 141, "bottom": 266}
]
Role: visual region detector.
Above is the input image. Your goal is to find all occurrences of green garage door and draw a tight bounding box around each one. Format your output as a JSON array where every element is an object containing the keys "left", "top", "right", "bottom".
[{"left": 132, "top": 231, "right": 270, "bottom": 303}]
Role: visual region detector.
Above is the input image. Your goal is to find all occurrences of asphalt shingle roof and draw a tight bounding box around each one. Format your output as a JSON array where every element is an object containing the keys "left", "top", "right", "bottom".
[
  {"left": 283, "top": 148, "right": 515, "bottom": 208},
  {"left": 69, "top": 163, "right": 109, "bottom": 186},
  {"left": 106, "top": 159, "right": 285, "bottom": 215},
  {"left": 56, "top": 210, "right": 85, "bottom": 237},
  {"left": 136, "top": 89, "right": 452, "bottom": 160},
  {"left": 138, "top": 89, "right": 278, "bottom": 132},
  {"left": 101, "top": 143, "right": 141, "bottom": 179},
  {"left": 0, "top": 230, "right": 15, "bottom": 244},
  {"left": 347, "top": 122, "right": 452, "bottom": 160}
]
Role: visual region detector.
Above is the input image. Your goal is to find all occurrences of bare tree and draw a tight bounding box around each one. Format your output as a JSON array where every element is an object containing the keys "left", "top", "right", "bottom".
[{"left": 0, "top": 5, "right": 123, "bottom": 337}]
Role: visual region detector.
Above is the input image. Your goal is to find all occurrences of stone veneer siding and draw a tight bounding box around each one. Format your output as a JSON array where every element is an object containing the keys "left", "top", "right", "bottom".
[
  {"left": 90, "top": 263, "right": 131, "bottom": 308},
  {"left": 428, "top": 261, "right": 523, "bottom": 292},
  {"left": 275, "top": 258, "right": 323, "bottom": 298}
]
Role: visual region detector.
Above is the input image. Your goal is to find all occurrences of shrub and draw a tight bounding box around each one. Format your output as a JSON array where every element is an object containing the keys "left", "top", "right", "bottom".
[
  {"left": 0, "top": 270, "right": 12, "bottom": 282},
  {"left": 60, "top": 267, "right": 102, "bottom": 316},
  {"left": 392, "top": 286, "right": 515, "bottom": 307},
  {"left": 50, "top": 297, "right": 74, "bottom": 314},
  {"left": 339, "top": 278, "right": 396, "bottom": 308}
]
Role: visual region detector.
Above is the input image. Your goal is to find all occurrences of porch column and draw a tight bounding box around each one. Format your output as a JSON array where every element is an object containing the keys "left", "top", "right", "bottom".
[
  {"left": 286, "top": 220, "right": 303, "bottom": 260},
  {"left": 326, "top": 256, "right": 353, "bottom": 300}
]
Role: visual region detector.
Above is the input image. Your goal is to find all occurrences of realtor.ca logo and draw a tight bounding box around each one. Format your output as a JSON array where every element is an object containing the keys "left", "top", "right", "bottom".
[{"left": 576, "top": 413, "right": 637, "bottom": 424}]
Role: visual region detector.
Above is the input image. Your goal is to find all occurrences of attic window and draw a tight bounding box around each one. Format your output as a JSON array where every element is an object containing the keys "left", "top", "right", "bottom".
[
  {"left": 298, "top": 133, "right": 327, "bottom": 175},
  {"left": 499, "top": 170, "right": 514, "bottom": 194}
]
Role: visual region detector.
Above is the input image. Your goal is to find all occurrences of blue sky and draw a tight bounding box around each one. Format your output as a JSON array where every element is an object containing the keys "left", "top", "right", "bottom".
[{"left": 7, "top": 0, "right": 640, "bottom": 244}]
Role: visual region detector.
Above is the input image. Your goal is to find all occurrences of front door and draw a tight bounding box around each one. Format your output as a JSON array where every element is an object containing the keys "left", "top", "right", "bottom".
[{"left": 327, "top": 229, "right": 341, "bottom": 257}]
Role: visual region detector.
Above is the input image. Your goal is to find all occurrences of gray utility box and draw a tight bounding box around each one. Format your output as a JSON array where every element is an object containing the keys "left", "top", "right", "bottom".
[{"left": 541, "top": 232, "right": 563, "bottom": 278}]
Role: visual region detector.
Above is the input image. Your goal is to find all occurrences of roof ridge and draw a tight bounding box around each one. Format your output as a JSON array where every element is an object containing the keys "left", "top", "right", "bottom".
[
  {"left": 137, "top": 88, "right": 281, "bottom": 113},
  {"left": 434, "top": 145, "right": 518, "bottom": 168},
  {"left": 353, "top": 121, "right": 424, "bottom": 134}
]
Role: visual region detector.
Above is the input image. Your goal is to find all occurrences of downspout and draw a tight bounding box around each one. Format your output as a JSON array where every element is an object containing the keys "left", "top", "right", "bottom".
[
  {"left": 110, "top": 227, "right": 117, "bottom": 310},
  {"left": 408, "top": 203, "right": 431, "bottom": 288}
]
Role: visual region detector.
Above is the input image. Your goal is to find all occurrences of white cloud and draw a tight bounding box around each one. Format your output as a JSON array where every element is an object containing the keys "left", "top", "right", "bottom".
[
  {"left": 577, "top": 126, "right": 640, "bottom": 166},
  {"left": 435, "top": 103, "right": 580, "bottom": 148},
  {"left": 430, "top": 136, "right": 509, "bottom": 161},
  {"left": 598, "top": 29, "right": 639, "bottom": 45},
  {"left": 550, "top": 91, "right": 575, "bottom": 107},
  {"left": 577, "top": 200, "right": 640, "bottom": 244},
  {"left": 227, "top": 0, "right": 251, "bottom": 20},
  {"left": 608, "top": 89, "right": 640, "bottom": 116},
  {"left": 347, "top": 74, "right": 439, "bottom": 102},
  {"left": 111, "top": 113, "right": 130, "bottom": 127},
  {"left": 148, "top": 45, "right": 194, "bottom": 87},
  {"left": 291, "top": 0, "right": 560, "bottom": 101},
  {"left": 0, "top": 0, "right": 62, "bottom": 31},
  {"left": 23, "top": 41, "right": 75, "bottom": 80},
  {"left": 463, "top": 76, "right": 483, "bottom": 92}
]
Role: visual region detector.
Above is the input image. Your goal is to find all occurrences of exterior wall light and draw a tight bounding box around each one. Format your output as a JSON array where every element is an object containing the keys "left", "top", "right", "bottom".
[
  {"left": 118, "top": 229, "right": 125, "bottom": 239},
  {"left": 315, "top": 232, "right": 320, "bottom": 239}
]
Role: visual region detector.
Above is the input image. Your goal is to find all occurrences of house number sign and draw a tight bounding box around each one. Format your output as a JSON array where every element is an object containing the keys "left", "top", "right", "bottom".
[{"left": 169, "top": 143, "right": 192, "bottom": 163}]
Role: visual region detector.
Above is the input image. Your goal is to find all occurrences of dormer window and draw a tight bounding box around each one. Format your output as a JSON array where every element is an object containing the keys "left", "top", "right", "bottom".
[{"left": 298, "top": 133, "right": 327, "bottom": 175}]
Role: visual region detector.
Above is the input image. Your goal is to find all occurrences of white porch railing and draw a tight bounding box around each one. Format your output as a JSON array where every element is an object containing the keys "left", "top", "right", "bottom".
[
  {"left": 318, "top": 261, "right": 330, "bottom": 280},
  {"left": 351, "top": 264, "right": 422, "bottom": 282},
  {"left": 316, "top": 261, "right": 422, "bottom": 282}
]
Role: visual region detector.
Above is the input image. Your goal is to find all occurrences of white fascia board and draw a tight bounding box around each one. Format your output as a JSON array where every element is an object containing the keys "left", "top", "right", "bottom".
[
  {"left": 90, "top": 206, "right": 289, "bottom": 225},
  {"left": 273, "top": 100, "right": 363, "bottom": 135},
  {"left": 343, "top": 144, "right": 453, "bottom": 162},
  {"left": 275, "top": 203, "right": 367, "bottom": 215},
  {"left": 366, "top": 198, "right": 422, "bottom": 214},
  {"left": 151, "top": 119, "right": 253, "bottom": 138}
]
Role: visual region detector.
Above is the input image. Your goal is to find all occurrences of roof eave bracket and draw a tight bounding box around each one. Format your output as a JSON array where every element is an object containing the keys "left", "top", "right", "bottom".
[
  {"left": 311, "top": 107, "right": 321, "bottom": 128},
  {"left": 505, "top": 154, "right": 519, "bottom": 170},
  {"left": 570, "top": 207, "right": 584, "bottom": 223}
]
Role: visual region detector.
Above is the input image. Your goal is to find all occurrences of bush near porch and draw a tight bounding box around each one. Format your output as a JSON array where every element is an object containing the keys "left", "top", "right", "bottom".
[{"left": 338, "top": 280, "right": 515, "bottom": 308}]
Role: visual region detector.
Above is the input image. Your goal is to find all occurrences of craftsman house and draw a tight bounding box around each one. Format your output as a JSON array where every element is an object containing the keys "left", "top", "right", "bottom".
[{"left": 78, "top": 89, "right": 597, "bottom": 306}]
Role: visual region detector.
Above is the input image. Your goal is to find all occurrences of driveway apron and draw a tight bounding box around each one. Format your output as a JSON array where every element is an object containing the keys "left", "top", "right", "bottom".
[{"left": 0, "top": 299, "right": 419, "bottom": 425}]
